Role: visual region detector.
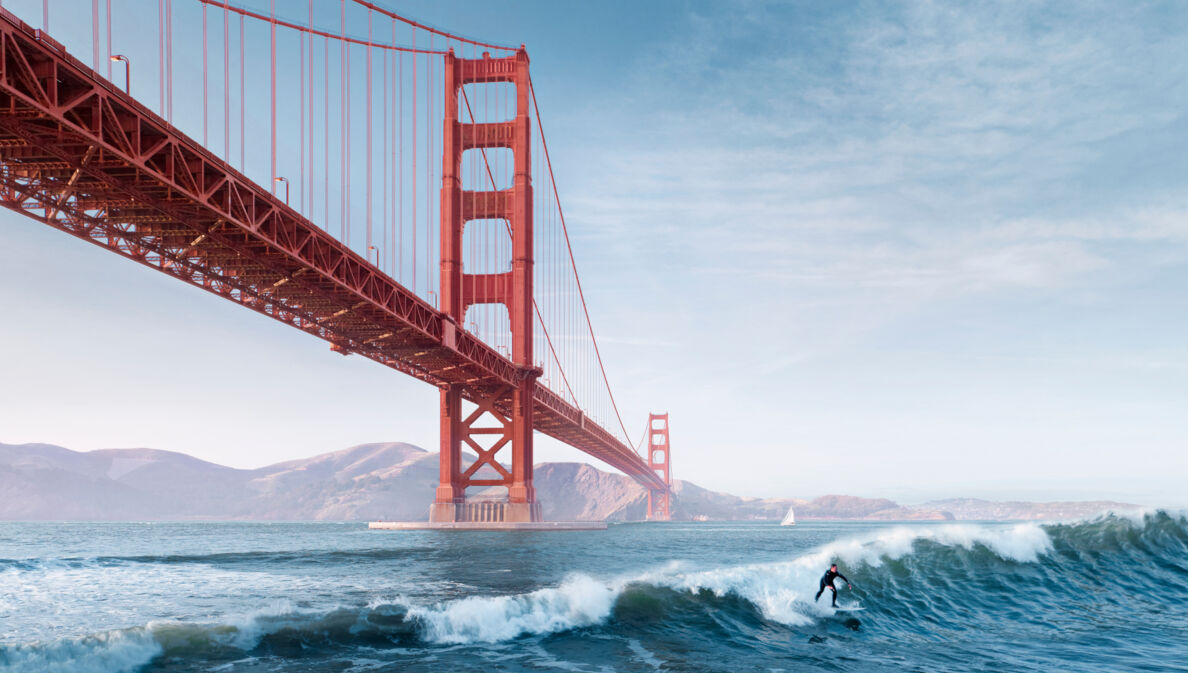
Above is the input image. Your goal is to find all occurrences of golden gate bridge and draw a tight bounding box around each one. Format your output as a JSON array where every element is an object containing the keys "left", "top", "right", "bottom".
[{"left": 0, "top": 0, "right": 671, "bottom": 524}]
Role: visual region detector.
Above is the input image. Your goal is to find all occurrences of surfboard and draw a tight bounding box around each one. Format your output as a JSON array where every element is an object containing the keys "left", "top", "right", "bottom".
[{"left": 832, "top": 605, "right": 864, "bottom": 612}]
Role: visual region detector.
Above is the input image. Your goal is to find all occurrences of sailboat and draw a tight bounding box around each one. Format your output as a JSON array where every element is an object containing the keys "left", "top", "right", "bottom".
[{"left": 780, "top": 506, "right": 796, "bottom": 526}]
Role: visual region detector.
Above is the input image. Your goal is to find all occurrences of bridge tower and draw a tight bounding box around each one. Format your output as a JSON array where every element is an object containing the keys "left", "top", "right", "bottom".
[
  {"left": 431, "top": 48, "right": 541, "bottom": 524},
  {"left": 646, "top": 413, "right": 672, "bottom": 521}
]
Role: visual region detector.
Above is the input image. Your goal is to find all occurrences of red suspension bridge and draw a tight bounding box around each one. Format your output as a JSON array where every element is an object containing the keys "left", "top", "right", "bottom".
[{"left": 0, "top": 1, "right": 671, "bottom": 523}]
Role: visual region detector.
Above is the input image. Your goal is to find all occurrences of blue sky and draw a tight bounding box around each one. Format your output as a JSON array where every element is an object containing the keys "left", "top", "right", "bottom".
[{"left": 1, "top": 1, "right": 1185, "bottom": 505}]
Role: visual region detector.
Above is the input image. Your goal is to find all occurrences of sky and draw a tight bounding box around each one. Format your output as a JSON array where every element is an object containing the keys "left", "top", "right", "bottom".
[{"left": 0, "top": 0, "right": 1186, "bottom": 506}]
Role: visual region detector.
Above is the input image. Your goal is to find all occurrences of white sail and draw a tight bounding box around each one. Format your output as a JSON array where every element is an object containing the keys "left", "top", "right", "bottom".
[{"left": 780, "top": 507, "right": 795, "bottom": 526}]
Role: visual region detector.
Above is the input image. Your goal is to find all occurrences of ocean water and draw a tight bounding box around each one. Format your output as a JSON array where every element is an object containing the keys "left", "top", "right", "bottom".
[{"left": 1, "top": 513, "right": 1186, "bottom": 672}]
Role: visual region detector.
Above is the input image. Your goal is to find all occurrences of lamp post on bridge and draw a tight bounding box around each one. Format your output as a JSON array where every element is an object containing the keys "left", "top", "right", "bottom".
[
  {"left": 109, "top": 54, "right": 129, "bottom": 93},
  {"left": 273, "top": 176, "right": 289, "bottom": 204}
]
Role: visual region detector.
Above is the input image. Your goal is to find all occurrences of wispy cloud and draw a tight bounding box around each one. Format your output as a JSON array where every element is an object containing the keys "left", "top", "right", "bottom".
[{"left": 561, "top": 0, "right": 1188, "bottom": 313}]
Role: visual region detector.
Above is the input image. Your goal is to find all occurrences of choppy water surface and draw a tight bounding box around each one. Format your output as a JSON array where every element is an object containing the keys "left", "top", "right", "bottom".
[{"left": 2, "top": 513, "right": 1187, "bottom": 672}]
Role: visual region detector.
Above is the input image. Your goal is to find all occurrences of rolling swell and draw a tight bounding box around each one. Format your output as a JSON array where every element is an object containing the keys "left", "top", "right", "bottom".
[
  {"left": 0, "top": 547, "right": 438, "bottom": 572},
  {"left": 4, "top": 512, "right": 1185, "bottom": 672},
  {"left": 844, "top": 511, "right": 1188, "bottom": 635},
  {"left": 0, "top": 603, "right": 422, "bottom": 672},
  {"left": 398, "top": 511, "right": 1188, "bottom": 650}
]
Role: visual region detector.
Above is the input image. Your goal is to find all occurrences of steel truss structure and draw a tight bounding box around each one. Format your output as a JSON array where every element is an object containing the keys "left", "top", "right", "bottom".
[{"left": 0, "top": 10, "right": 667, "bottom": 504}]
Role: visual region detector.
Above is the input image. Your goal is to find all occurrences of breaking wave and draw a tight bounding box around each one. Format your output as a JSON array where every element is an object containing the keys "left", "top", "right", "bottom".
[{"left": 4, "top": 511, "right": 1185, "bottom": 671}]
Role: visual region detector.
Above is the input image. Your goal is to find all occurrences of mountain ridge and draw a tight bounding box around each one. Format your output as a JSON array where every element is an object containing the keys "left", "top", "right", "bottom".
[{"left": 0, "top": 441, "right": 1138, "bottom": 522}]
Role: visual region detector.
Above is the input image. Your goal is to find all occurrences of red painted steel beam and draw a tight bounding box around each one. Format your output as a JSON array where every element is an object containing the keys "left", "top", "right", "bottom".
[
  {"left": 646, "top": 413, "right": 672, "bottom": 521},
  {"left": 0, "top": 9, "right": 666, "bottom": 492}
]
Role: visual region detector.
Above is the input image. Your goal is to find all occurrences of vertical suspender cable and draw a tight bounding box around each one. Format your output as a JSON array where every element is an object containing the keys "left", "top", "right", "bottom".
[
  {"left": 223, "top": 2, "right": 230, "bottom": 161},
  {"left": 411, "top": 26, "right": 416, "bottom": 294},
  {"left": 394, "top": 18, "right": 403, "bottom": 280},
  {"left": 105, "top": 0, "right": 111, "bottom": 78},
  {"left": 428, "top": 38, "right": 434, "bottom": 304},
  {"left": 309, "top": 1, "right": 315, "bottom": 217},
  {"left": 92, "top": 1, "right": 99, "bottom": 71},
  {"left": 382, "top": 26, "right": 388, "bottom": 273},
  {"left": 366, "top": 10, "right": 373, "bottom": 253},
  {"left": 270, "top": 0, "right": 277, "bottom": 191},
  {"left": 398, "top": 45, "right": 403, "bottom": 282},
  {"left": 324, "top": 34, "right": 330, "bottom": 231},
  {"left": 166, "top": 0, "right": 173, "bottom": 122},
  {"left": 300, "top": 12, "right": 305, "bottom": 211},
  {"left": 530, "top": 80, "right": 634, "bottom": 444},
  {"left": 345, "top": 8, "right": 352, "bottom": 246},
  {"left": 339, "top": 0, "right": 346, "bottom": 241},
  {"left": 239, "top": 13, "right": 244, "bottom": 169},
  {"left": 426, "top": 35, "right": 432, "bottom": 300},
  {"left": 159, "top": 1, "right": 165, "bottom": 114},
  {"left": 202, "top": 3, "right": 208, "bottom": 146}
]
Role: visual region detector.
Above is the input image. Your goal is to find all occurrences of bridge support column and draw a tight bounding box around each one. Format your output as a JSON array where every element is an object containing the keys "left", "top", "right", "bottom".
[
  {"left": 646, "top": 413, "right": 672, "bottom": 521},
  {"left": 505, "top": 377, "right": 537, "bottom": 521},
  {"left": 429, "top": 385, "right": 464, "bottom": 522},
  {"left": 432, "top": 48, "right": 539, "bottom": 524}
]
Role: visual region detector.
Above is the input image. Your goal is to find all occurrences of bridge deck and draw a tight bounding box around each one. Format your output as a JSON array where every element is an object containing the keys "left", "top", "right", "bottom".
[{"left": 0, "top": 9, "right": 664, "bottom": 492}]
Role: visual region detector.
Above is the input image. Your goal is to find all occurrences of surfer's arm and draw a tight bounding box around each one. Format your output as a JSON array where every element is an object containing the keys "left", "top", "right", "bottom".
[{"left": 837, "top": 573, "right": 850, "bottom": 586}]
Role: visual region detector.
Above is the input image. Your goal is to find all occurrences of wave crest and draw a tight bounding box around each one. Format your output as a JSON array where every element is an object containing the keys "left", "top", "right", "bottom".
[
  {"left": 408, "top": 575, "right": 619, "bottom": 643},
  {"left": 5, "top": 511, "right": 1183, "bottom": 662},
  {"left": 0, "top": 629, "right": 160, "bottom": 673}
]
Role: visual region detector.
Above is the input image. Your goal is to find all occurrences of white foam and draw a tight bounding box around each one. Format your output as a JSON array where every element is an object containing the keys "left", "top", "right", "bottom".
[
  {"left": 400, "top": 521, "right": 1058, "bottom": 640},
  {"left": 3, "top": 521, "right": 1061, "bottom": 657},
  {"left": 0, "top": 628, "right": 161, "bottom": 673},
  {"left": 215, "top": 599, "right": 302, "bottom": 651},
  {"left": 652, "top": 522, "right": 1053, "bottom": 625},
  {"left": 1101, "top": 506, "right": 1171, "bottom": 526},
  {"left": 408, "top": 575, "right": 618, "bottom": 644}
]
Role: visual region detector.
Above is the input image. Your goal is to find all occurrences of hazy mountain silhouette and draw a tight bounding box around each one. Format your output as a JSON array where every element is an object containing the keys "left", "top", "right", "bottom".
[{"left": 0, "top": 442, "right": 1135, "bottom": 521}]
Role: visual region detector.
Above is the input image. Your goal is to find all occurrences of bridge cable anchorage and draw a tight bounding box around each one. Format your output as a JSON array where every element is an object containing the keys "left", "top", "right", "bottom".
[{"left": 529, "top": 76, "right": 635, "bottom": 447}]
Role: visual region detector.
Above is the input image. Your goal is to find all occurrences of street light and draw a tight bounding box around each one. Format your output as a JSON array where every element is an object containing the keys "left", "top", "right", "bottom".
[
  {"left": 109, "top": 54, "right": 129, "bottom": 94},
  {"left": 367, "top": 244, "right": 381, "bottom": 267},
  {"left": 273, "top": 176, "right": 288, "bottom": 204}
]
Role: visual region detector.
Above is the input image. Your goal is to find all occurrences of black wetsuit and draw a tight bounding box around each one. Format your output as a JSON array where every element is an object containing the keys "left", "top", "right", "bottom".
[{"left": 815, "top": 568, "right": 849, "bottom": 607}]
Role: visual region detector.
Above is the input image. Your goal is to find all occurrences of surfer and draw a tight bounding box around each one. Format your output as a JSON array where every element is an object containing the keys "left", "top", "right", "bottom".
[{"left": 814, "top": 563, "right": 851, "bottom": 608}]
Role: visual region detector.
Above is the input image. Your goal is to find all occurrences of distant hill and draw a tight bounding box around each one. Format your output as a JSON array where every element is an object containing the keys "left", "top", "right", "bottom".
[
  {"left": 0, "top": 442, "right": 1139, "bottom": 522},
  {"left": 920, "top": 498, "right": 1138, "bottom": 521},
  {"left": 0, "top": 441, "right": 438, "bottom": 521}
]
